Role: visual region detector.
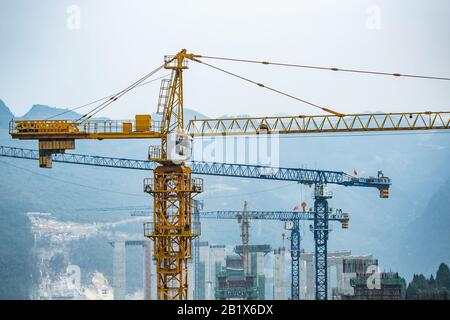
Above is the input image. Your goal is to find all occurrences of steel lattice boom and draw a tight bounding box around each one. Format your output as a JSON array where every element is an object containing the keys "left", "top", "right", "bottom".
[
  {"left": 0, "top": 145, "right": 391, "bottom": 191},
  {"left": 186, "top": 112, "right": 450, "bottom": 137},
  {"left": 198, "top": 210, "right": 347, "bottom": 222}
]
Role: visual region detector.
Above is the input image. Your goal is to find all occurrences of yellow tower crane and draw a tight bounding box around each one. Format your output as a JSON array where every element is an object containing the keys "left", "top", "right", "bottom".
[{"left": 9, "top": 49, "right": 450, "bottom": 300}]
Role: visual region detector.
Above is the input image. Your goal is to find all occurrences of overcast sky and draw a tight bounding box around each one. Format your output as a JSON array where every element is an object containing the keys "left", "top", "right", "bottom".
[{"left": 1, "top": 0, "right": 449, "bottom": 119}]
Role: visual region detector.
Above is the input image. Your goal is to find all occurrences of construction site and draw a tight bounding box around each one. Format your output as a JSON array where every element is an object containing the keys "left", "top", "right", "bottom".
[
  {"left": 1, "top": 48, "right": 448, "bottom": 300},
  {"left": 0, "top": 1, "right": 449, "bottom": 304},
  {"left": 23, "top": 207, "right": 406, "bottom": 300}
]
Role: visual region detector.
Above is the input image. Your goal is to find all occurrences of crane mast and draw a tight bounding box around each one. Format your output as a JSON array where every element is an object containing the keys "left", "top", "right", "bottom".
[
  {"left": 158, "top": 52, "right": 186, "bottom": 162},
  {"left": 143, "top": 50, "right": 204, "bottom": 300}
]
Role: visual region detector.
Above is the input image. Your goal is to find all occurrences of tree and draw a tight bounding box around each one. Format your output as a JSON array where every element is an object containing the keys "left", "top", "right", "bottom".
[
  {"left": 406, "top": 263, "right": 450, "bottom": 300},
  {"left": 436, "top": 263, "right": 450, "bottom": 290},
  {"left": 429, "top": 274, "right": 436, "bottom": 288},
  {"left": 406, "top": 281, "right": 419, "bottom": 299}
]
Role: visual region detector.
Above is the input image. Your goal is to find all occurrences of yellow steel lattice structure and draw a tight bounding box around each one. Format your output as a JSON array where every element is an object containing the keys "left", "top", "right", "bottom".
[
  {"left": 143, "top": 166, "right": 202, "bottom": 300},
  {"left": 186, "top": 111, "right": 450, "bottom": 136},
  {"left": 10, "top": 117, "right": 162, "bottom": 140},
  {"left": 156, "top": 50, "right": 201, "bottom": 162}
]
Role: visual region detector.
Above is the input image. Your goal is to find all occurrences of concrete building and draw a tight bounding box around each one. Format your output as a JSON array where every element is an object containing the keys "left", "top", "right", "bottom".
[
  {"left": 300, "top": 251, "right": 377, "bottom": 300},
  {"left": 300, "top": 250, "right": 351, "bottom": 299},
  {"left": 112, "top": 240, "right": 126, "bottom": 300},
  {"left": 273, "top": 247, "right": 288, "bottom": 300},
  {"left": 144, "top": 243, "right": 152, "bottom": 300},
  {"left": 195, "top": 241, "right": 210, "bottom": 300},
  {"left": 250, "top": 247, "right": 270, "bottom": 300},
  {"left": 195, "top": 243, "right": 226, "bottom": 300},
  {"left": 207, "top": 244, "right": 226, "bottom": 299},
  {"left": 110, "top": 239, "right": 150, "bottom": 300}
]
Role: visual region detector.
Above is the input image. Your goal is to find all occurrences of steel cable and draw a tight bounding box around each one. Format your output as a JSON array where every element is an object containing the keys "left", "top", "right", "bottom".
[{"left": 200, "top": 55, "right": 450, "bottom": 81}]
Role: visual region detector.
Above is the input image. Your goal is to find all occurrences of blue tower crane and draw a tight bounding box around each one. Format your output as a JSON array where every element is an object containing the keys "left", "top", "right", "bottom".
[
  {"left": 0, "top": 145, "right": 390, "bottom": 300},
  {"left": 194, "top": 204, "right": 349, "bottom": 300}
]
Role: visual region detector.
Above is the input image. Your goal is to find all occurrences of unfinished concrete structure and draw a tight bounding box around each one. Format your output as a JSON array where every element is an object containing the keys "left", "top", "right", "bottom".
[
  {"left": 210, "top": 245, "right": 271, "bottom": 300},
  {"left": 110, "top": 239, "right": 151, "bottom": 300},
  {"left": 207, "top": 244, "right": 227, "bottom": 299},
  {"left": 194, "top": 243, "right": 227, "bottom": 300},
  {"left": 234, "top": 244, "right": 271, "bottom": 300},
  {"left": 300, "top": 251, "right": 377, "bottom": 300},
  {"left": 196, "top": 241, "right": 210, "bottom": 299},
  {"left": 112, "top": 240, "right": 126, "bottom": 300},
  {"left": 273, "top": 247, "right": 288, "bottom": 300},
  {"left": 215, "top": 255, "right": 258, "bottom": 300},
  {"left": 340, "top": 256, "right": 378, "bottom": 296}
]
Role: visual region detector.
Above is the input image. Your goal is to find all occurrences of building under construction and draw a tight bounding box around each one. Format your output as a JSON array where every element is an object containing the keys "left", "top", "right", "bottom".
[
  {"left": 348, "top": 272, "right": 406, "bottom": 300},
  {"left": 215, "top": 245, "right": 271, "bottom": 300},
  {"left": 215, "top": 255, "right": 258, "bottom": 300},
  {"left": 214, "top": 245, "right": 271, "bottom": 300},
  {"left": 195, "top": 243, "right": 227, "bottom": 300},
  {"left": 272, "top": 247, "right": 288, "bottom": 300}
]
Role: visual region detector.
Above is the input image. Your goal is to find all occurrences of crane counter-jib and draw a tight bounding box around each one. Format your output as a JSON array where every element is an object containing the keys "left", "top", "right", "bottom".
[
  {"left": 9, "top": 117, "right": 163, "bottom": 140},
  {"left": 10, "top": 111, "right": 450, "bottom": 139}
]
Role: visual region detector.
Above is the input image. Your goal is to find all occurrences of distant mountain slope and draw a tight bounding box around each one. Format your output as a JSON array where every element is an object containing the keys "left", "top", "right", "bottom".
[
  {"left": 400, "top": 178, "right": 450, "bottom": 277},
  {"left": 20, "top": 104, "right": 82, "bottom": 120},
  {"left": 0, "top": 101, "right": 85, "bottom": 129},
  {"left": 0, "top": 99, "right": 206, "bottom": 127},
  {"left": 184, "top": 108, "right": 209, "bottom": 122},
  {"left": 0, "top": 99, "right": 13, "bottom": 128},
  {"left": 0, "top": 205, "right": 35, "bottom": 299}
]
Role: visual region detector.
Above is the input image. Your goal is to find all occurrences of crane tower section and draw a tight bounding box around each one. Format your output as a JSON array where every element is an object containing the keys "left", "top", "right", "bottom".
[
  {"left": 143, "top": 166, "right": 202, "bottom": 300},
  {"left": 142, "top": 51, "right": 204, "bottom": 300}
]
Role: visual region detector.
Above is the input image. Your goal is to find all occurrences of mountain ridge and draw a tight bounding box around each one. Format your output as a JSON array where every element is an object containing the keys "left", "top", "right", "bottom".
[
  {"left": 0, "top": 99, "right": 14, "bottom": 128},
  {"left": 0, "top": 100, "right": 209, "bottom": 128}
]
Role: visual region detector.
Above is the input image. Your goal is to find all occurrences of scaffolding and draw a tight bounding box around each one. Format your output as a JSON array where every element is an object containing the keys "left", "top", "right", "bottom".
[
  {"left": 349, "top": 272, "right": 406, "bottom": 300},
  {"left": 215, "top": 255, "right": 259, "bottom": 300}
]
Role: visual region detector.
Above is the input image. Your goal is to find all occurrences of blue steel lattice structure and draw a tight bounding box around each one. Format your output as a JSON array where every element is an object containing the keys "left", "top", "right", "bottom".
[
  {"left": 0, "top": 145, "right": 391, "bottom": 190},
  {"left": 290, "top": 214, "right": 301, "bottom": 300},
  {"left": 194, "top": 208, "right": 348, "bottom": 300},
  {"left": 313, "top": 184, "right": 333, "bottom": 300},
  {"left": 198, "top": 210, "right": 346, "bottom": 222}
]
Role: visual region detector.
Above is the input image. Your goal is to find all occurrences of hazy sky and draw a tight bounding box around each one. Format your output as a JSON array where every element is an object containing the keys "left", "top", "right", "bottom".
[{"left": 1, "top": 0, "right": 449, "bottom": 119}]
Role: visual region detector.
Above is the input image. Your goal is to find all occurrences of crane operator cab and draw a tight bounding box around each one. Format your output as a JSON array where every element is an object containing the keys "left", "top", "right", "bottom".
[{"left": 167, "top": 130, "right": 193, "bottom": 164}]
